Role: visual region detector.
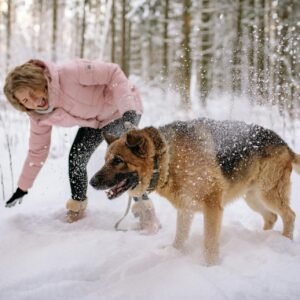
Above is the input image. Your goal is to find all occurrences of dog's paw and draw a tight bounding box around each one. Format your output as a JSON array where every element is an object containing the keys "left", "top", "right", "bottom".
[
  {"left": 154, "top": 244, "right": 182, "bottom": 257},
  {"left": 172, "top": 240, "right": 185, "bottom": 250},
  {"left": 139, "top": 222, "right": 162, "bottom": 236},
  {"left": 202, "top": 253, "right": 221, "bottom": 266}
]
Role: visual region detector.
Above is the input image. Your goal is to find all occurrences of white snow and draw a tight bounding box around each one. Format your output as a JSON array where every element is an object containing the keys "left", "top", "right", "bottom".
[{"left": 1, "top": 87, "right": 300, "bottom": 300}]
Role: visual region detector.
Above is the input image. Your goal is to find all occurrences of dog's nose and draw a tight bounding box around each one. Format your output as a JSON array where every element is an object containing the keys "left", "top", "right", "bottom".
[{"left": 89, "top": 176, "right": 99, "bottom": 188}]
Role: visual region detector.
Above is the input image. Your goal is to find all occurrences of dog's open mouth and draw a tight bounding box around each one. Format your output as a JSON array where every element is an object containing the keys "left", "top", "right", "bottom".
[{"left": 105, "top": 173, "right": 138, "bottom": 200}]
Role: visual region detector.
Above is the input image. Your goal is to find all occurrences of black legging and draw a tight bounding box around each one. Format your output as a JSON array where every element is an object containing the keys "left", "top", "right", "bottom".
[{"left": 69, "top": 112, "right": 141, "bottom": 201}]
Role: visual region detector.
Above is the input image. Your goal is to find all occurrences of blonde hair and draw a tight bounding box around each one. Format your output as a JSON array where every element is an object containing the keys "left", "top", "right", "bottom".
[{"left": 3, "top": 62, "right": 48, "bottom": 112}]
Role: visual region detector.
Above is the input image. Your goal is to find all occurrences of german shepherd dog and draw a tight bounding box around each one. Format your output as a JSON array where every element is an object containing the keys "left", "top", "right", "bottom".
[{"left": 90, "top": 118, "right": 300, "bottom": 265}]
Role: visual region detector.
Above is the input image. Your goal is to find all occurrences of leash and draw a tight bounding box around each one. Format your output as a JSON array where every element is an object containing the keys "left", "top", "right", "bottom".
[{"left": 114, "top": 196, "right": 134, "bottom": 232}]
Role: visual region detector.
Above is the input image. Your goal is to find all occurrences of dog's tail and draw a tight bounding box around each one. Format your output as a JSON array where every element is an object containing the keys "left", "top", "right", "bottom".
[{"left": 291, "top": 151, "right": 300, "bottom": 174}]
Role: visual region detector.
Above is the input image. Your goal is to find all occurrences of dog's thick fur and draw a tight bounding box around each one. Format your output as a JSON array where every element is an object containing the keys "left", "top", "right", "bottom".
[{"left": 90, "top": 118, "right": 300, "bottom": 265}]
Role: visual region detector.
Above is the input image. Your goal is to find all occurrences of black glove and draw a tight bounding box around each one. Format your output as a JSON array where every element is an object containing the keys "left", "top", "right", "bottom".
[
  {"left": 122, "top": 110, "right": 140, "bottom": 126},
  {"left": 5, "top": 188, "right": 28, "bottom": 208}
]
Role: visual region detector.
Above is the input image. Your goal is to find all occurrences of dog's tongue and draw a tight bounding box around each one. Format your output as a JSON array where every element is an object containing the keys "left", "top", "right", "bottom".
[{"left": 106, "top": 179, "right": 127, "bottom": 199}]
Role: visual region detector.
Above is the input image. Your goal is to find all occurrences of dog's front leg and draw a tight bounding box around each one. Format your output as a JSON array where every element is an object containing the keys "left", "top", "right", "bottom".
[
  {"left": 203, "top": 202, "right": 223, "bottom": 266},
  {"left": 172, "top": 209, "right": 194, "bottom": 250}
]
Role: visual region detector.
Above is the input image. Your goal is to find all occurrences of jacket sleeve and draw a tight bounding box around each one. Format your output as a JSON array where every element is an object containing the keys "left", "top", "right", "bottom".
[
  {"left": 77, "top": 59, "right": 143, "bottom": 116},
  {"left": 18, "top": 118, "right": 52, "bottom": 191}
]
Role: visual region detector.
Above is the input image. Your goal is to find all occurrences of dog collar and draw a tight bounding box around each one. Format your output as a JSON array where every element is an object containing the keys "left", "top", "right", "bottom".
[{"left": 146, "top": 155, "right": 160, "bottom": 193}]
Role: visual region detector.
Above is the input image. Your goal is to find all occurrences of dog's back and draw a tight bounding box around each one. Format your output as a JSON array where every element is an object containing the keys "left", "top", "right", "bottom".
[{"left": 160, "top": 118, "right": 288, "bottom": 181}]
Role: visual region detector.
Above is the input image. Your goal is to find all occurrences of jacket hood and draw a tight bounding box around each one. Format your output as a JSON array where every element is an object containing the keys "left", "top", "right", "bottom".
[{"left": 28, "top": 59, "right": 60, "bottom": 107}]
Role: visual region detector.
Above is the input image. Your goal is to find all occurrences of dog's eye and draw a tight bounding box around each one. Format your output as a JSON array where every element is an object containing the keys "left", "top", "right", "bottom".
[{"left": 112, "top": 156, "right": 124, "bottom": 166}]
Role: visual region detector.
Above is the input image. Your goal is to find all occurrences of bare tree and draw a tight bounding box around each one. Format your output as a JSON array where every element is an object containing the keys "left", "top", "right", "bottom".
[
  {"left": 274, "top": 0, "right": 291, "bottom": 113},
  {"left": 232, "top": 0, "right": 243, "bottom": 93},
  {"left": 52, "top": 0, "right": 58, "bottom": 61},
  {"left": 121, "top": 0, "right": 128, "bottom": 75},
  {"left": 111, "top": 0, "right": 116, "bottom": 62},
  {"left": 162, "top": 0, "right": 169, "bottom": 79},
  {"left": 199, "top": 0, "right": 213, "bottom": 105},
  {"left": 246, "top": 0, "right": 255, "bottom": 100},
  {"left": 99, "top": 0, "right": 113, "bottom": 60},
  {"left": 37, "top": 0, "right": 45, "bottom": 54},
  {"left": 5, "top": 0, "right": 11, "bottom": 72},
  {"left": 178, "top": 0, "right": 192, "bottom": 108},
  {"left": 255, "top": 0, "right": 265, "bottom": 102},
  {"left": 80, "top": 0, "right": 89, "bottom": 58}
]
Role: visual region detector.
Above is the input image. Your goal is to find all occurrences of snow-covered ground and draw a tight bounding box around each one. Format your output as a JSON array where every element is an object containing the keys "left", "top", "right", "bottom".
[{"left": 1, "top": 87, "right": 300, "bottom": 300}]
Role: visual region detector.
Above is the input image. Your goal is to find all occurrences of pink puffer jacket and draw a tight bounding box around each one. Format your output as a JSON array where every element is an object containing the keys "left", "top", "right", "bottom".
[{"left": 18, "top": 59, "right": 143, "bottom": 191}]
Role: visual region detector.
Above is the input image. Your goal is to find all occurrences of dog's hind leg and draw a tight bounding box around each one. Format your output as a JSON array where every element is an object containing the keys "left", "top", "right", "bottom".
[
  {"left": 245, "top": 189, "right": 278, "bottom": 230},
  {"left": 203, "top": 197, "right": 223, "bottom": 266},
  {"left": 259, "top": 157, "right": 296, "bottom": 239},
  {"left": 172, "top": 209, "right": 194, "bottom": 250},
  {"left": 261, "top": 178, "right": 295, "bottom": 239}
]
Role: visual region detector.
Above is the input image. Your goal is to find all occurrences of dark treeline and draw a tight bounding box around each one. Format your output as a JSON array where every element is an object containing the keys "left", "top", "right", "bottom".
[{"left": 0, "top": 0, "right": 299, "bottom": 116}]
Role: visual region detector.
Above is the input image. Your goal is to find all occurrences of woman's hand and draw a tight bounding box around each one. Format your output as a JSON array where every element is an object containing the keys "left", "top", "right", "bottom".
[
  {"left": 5, "top": 188, "right": 28, "bottom": 207},
  {"left": 122, "top": 110, "right": 139, "bottom": 125},
  {"left": 122, "top": 110, "right": 141, "bottom": 130}
]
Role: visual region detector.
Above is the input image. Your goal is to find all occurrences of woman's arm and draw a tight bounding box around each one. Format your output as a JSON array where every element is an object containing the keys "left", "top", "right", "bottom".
[
  {"left": 76, "top": 59, "right": 143, "bottom": 115},
  {"left": 18, "top": 118, "right": 52, "bottom": 191}
]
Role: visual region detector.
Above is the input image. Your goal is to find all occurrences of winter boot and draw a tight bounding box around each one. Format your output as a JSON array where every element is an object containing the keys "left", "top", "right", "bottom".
[
  {"left": 131, "top": 198, "right": 161, "bottom": 234},
  {"left": 65, "top": 198, "right": 88, "bottom": 223}
]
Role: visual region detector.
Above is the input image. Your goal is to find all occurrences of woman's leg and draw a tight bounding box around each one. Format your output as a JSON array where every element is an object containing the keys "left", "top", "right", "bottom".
[
  {"left": 69, "top": 127, "right": 104, "bottom": 200},
  {"left": 66, "top": 127, "right": 103, "bottom": 222}
]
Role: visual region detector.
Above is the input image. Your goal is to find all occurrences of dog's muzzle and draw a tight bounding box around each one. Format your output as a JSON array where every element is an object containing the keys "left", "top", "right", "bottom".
[{"left": 89, "top": 171, "right": 139, "bottom": 200}]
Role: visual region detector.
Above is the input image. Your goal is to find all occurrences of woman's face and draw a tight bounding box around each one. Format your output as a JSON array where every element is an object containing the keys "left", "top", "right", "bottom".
[{"left": 14, "top": 87, "right": 48, "bottom": 110}]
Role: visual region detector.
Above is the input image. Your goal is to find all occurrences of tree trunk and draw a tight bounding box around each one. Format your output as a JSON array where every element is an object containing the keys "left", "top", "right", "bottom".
[
  {"left": 5, "top": 0, "right": 12, "bottom": 72},
  {"left": 72, "top": 0, "right": 81, "bottom": 57},
  {"left": 232, "top": 0, "right": 243, "bottom": 93},
  {"left": 99, "top": 0, "right": 113, "bottom": 60},
  {"left": 37, "top": 0, "right": 44, "bottom": 54},
  {"left": 127, "top": 20, "right": 131, "bottom": 75},
  {"left": 111, "top": 0, "right": 116, "bottom": 62},
  {"left": 276, "top": 0, "right": 291, "bottom": 114},
  {"left": 247, "top": 0, "right": 255, "bottom": 101},
  {"left": 52, "top": 0, "right": 58, "bottom": 62},
  {"left": 80, "top": 0, "right": 88, "bottom": 58},
  {"left": 121, "top": 0, "right": 128, "bottom": 75},
  {"left": 263, "top": 0, "right": 270, "bottom": 103},
  {"left": 268, "top": 0, "right": 276, "bottom": 104},
  {"left": 256, "top": 0, "right": 265, "bottom": 102},
  {"left": 199, "top": 0, "right": 212, "bottom": 105},
  {"left": 179, "top": 0, "right": 192, "bottom": 109},
  {"left": 162, "top": 0, "right": 169, "bottom": 80}
]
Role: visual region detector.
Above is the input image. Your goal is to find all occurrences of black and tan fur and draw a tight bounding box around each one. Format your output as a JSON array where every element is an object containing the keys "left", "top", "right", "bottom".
[{"left": 90, "top": 118, "right": 300, "bottom": 265}]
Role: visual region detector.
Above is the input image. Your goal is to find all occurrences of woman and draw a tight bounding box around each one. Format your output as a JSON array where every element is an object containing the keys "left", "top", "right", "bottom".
[{"left": 3, "top": 58, "right": 160, "bottom": 232}]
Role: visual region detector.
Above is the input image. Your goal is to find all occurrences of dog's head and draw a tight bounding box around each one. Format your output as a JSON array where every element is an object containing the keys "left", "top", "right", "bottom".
[{"left": 89, "top": 127, "right": 166, "bottom": 200}]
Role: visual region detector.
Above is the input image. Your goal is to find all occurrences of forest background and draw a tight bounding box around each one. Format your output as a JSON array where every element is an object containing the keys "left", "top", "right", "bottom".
[{"left": 0, "top": 0, "right": 299, "bottom": 119}]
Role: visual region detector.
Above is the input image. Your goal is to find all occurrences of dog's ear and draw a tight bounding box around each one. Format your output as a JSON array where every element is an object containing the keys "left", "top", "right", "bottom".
[
  {"left": 144, "top": 127, "right": 166, "bottom": 155},
  {"left": 126, "top": 131, "right": 147, "bottom": 157},
  {"left": 103, "top": 132, "right": 119, "bottom": 145}
]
